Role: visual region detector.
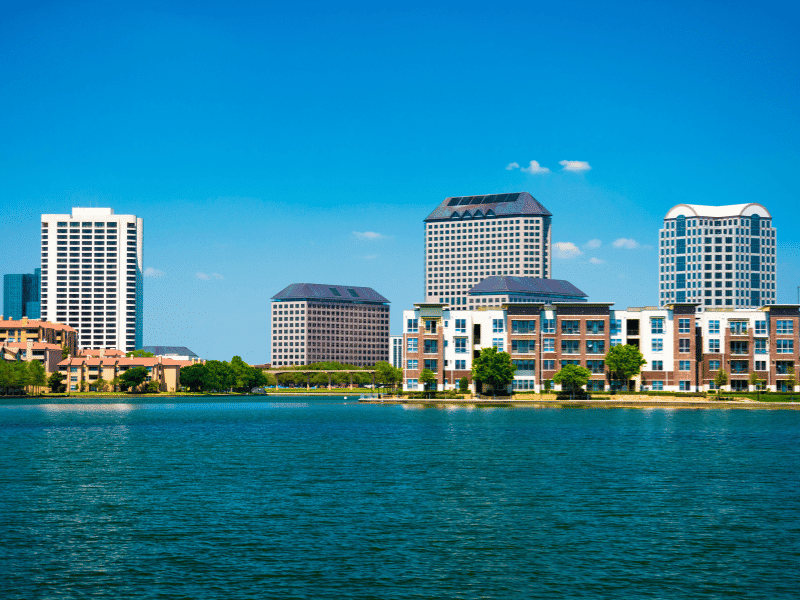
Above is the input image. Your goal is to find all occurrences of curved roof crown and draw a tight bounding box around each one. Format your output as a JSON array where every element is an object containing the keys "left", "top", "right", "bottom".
[{"left": 664, "top": 203, "right": 771, "bottom": 220}]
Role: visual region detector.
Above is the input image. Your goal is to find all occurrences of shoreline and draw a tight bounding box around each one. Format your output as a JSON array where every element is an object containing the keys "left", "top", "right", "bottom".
[{"left": 359, "top": 397, "right": 800, "bottom": 409}]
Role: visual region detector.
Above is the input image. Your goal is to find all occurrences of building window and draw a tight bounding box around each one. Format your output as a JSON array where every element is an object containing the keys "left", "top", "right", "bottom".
[
  {"left": 407, "top": 338, "right": 418, "bottom": 352},
  {"left": 511, "top": 320, "right": 535, "bottom": 334},
  {"left": 709, "top": 360, "right": 721, "bottom": 371},
  {"left": 492, "top": 338, "right": 504, "bottom": 352},
  {"left": 406, "top": 379, "right": 418, "bottom": 388},
  {"left": 406, "top": 318, "right": 419, "bottom": 333},
  {"left": 679, "top": 360, "right": 691, "bottom": 371},
  {"left": 610, "top": 319, "right": 622, "bottom": 335},
  {"left": 541, "top": 319, "right": 555, "bottom": 333},
  {"left": 543, "top": 339, "right": 555, "bottom": 352},
  {"left": 406, "top": 359, "right": 418, "bottom": 370},
  {"left": 586, "top": 320, "right": 605, "bottom": 334},
  {"left": 708, "top": 339, "right": 720, "bottom": 353},
  {"left": 455, "top": 360, "right": 466, "bottom": 370},
  {"left": 652, "top": 381, "right": 664, "bottom": 391},
  {"left": 708, "top": 320, "right": 720, "bottom": 334},
  {"left": 652, "top": 360, "right": 663, "bottom": 371},
  {"left": 679, "top": 339, "right": 691, "bottom": 353},
  {"left": 777, "top": 340, "right": 794, "bottom": 354},
  {"left": 586, "top": 340, "right": 605, "bottom": 354},
  {"left": 730, "top": 321, "right": 748, "bottom": 335},
  {"left": 560, "top": 360, "right": 581, "bottom": 368},
  {"left": 755, "top": 321, "right": 767, "bottom": 335},
  {"left": 511, "top": 340, "right": 534, "bottom": 354},
  {"left": 754, "top": 339, "right": 767, "bottom": 354},
  {"left": 755, "top": 361, "right": 767, "bottom": 371},
  {"left": 731, "top": 341, "right": 749, "bottom": 355},
  {"left": 679, "top": 381, "right": 691, "bottom": 391},
  {"left": 586, "top": 360, "right": 604, "bottom": 374},
  {"left": 561, "top": 320, "right": 580, "bottom": 335},
  {"left": 652, "top": 338, "right": 663, "bottom": 352},
  {"left": 424, "top": 359, "right": 438, "bottom": 372},
  {"left": 492, "top": 319, "right": 504, "bottom": 333},
  {"left": 454, "top": 338, "right": 467, "bottom": 353},
  {"left": 561, "top": 340, "right": 580, "bottom": 354},
  {"left": 425, "top": 320, "right": 437, "bottom": 334},
  {"left": 610, "top": 338, "right": 622, "bottom": 347},
  {"left": 678, "top": 318, "right": 691, "bottom": 333},
  {"left": 777, "top": 320, "right": 794, "bottom": 334},
  {"left": 543, "top": 360, "right": 555, "bottom": 370},
  {"left": 424, "top": 340, "right": 438, "bottom": 354},
  {"left": 651, "top": 318, "right": 664, "bottom": 334},
  {"left": 455, "top": 319, "right": 466, "bottom": 333}
]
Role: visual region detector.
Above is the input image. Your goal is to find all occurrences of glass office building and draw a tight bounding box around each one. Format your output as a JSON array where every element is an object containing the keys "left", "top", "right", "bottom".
[{"left": 3, "top": 269, "right": 41, "bottom": 320}]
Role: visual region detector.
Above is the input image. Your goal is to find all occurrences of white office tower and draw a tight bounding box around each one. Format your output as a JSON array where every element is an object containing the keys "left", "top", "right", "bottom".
[
  {"left": 423, "top": 192, "right": 552, "bottom": 307},
  {"left": 40, "top": 208, "right": 143, "bottom": 351},
  {"left": 660, "top": 203, "right": 776, "bottom": 308}
]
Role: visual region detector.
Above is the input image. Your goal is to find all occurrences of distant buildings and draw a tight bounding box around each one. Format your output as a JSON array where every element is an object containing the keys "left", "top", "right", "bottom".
[
  {"left": 59, "top": 353, "right": 187, "bottom": 392},
  {"left": 40, "top": 207, "right": 143, "bottom": 352},
  {"left": 140, "top": 346, "right": 200, "bottom": 361},
  {"left": 271, "top": 283, "right": 390, "bottom": 367},
  {"left": 423, "top": 192, "right": 552, "bottom": 307},
  {"left": 1, "top": 340, "right": 64, "bottom": 373},
  {"left": 402, "top": 301, "right": 800, "bottom": 393},
  {"left": 660, "top": 203, "right": 776, "bottom": 308},
  {"left": 3, "top": 269, "right": 41, "bottom": 320}
]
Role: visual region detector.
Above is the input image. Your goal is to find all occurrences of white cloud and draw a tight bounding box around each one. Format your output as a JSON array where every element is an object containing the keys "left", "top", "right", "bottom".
[
  {"left": 362, "top": 254, "right": 378, "bottom": 260},
  {"left": 589, "top": 257, "right": 604, "bottom": 265},
  {"left": 506, "top": 162, "right": 520, "bottom": 170},
  {"left": 520, "top": 160, "right": 551, "bottom": 174},
  {"left": 584, "top": 239, "right": 602, "bottom": 249},
  {"left": 212, "top": 273, "right": 224, "bottom": 280},
  {"left": 612, "top": 238, "right": 640, "bottom": 249},
  {"left": 144, "top": 267, "right": 164, "bottom": 277},
  {"left": 195, "top": 272, "right": 211, "bottom": 280},
  {"left": 559, "top": 160, "right": 592, "bottom": 172},
  {"left": 553, "top": 242, "right": 583, "bottom": 259},
  {"left": 353, "top": 231, "right": 385, "bottom": 240}
]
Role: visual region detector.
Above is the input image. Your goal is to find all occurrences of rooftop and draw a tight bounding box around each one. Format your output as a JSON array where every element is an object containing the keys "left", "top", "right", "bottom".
[
  {"left": 140, "top": 346, "right": 199, "bottom": 358},
  {"left": 664, "top": 203, "right": 771, "bottom": 220},
  {"left": 468, "top": 276, "right": 587, "bottom": 298},
  {"left": 272, "top": 283, "right": 390, "bottom": 304},
  {"left": 424, "top": 192, "right": 552, "bottom": 222}
]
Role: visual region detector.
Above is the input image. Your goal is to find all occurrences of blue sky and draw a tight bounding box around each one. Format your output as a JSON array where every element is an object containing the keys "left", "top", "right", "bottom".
[{"left": 1, "top": 0, "right": 798, "bottom": 363}]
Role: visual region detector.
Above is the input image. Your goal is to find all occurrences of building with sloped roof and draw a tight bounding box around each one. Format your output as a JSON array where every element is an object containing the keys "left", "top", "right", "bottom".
[
  {"left": 424, "top": 192, "right": 552, "bottom": 308},
  {"left": 660, "top": 203, "right": 776, "bottom": 308},
  {"left": 468, "top": 276, "right": 587, "bottom": 307},
  {"left": 270, "top": 283, "right": 390, "bottom": 367}
]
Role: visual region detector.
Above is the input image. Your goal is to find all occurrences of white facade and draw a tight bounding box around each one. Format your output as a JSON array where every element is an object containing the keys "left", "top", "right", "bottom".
[
  {"left": 659, "top": 203, "right": 776, "bottom": 308},
  {"left": 390, "top": 335, "right": 403, "bottom": 369},
  {"left": 40, "top": 208, "right": 143, "bottom": 352}
]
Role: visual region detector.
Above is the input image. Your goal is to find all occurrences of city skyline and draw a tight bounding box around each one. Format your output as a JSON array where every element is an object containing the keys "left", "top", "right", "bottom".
[{"left": 1, "top": 2, "right": 798, "bottom": 363}]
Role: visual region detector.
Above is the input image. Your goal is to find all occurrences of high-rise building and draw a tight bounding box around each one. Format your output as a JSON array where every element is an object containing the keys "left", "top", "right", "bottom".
[
  {"left": 423, "top": 192, "right": 552, "bottom": 307},
  {"left": 660, "top": 203, "right": 776, "bottom": 308},
  {"left": 3, "top": 269, "right": 41, "bottom": 320},
  {"left": 270, "top": 283, "right": 390, "bottom": 367},
  {"left": 40, "top": 208, "right": 143, "bottom": 351}
]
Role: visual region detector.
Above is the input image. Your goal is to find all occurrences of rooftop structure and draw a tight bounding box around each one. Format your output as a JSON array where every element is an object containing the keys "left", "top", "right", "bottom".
[{"left": 468, "top": 276, "right": 587, "bottom": 307}]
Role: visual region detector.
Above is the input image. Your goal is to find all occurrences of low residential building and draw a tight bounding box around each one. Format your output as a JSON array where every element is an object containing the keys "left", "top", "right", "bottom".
[
  {"left": 0, "top": 316, "right": 78, "bottom": 356},
  {"left": 58, "top": 355, "right": 184, "bottom": 392},
  {"left": 271, "top": 283, "right": 390, "bottom": 367},
  {"left": 1, "top": 340, "right": 64, "bottom": 373},
  {"left": 402, "top": 302, "right": 799, "bottom": 393}
]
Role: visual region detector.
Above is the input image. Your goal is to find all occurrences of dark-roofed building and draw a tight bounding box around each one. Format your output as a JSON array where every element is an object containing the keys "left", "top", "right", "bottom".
[
  {"left": 423, "top": 192, "right": 552, "bottom": 307},
  {"left": 270, "top": 283, "right": 390, "bottom": 367},
  {"left": 468, "top": 276, "right": 587, "bottom": 307},
  {"left": 140, "top": 346, "right": 200, "bottom": 360}
]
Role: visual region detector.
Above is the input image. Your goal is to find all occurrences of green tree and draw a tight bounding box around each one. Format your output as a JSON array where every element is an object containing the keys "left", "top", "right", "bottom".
[
  {"left": 604, "top": 344, "right": 647, "bottom": 391},
  {"left": 748, "top": 371, "right": 760, "bottom": 391},
  {"left": 203, "top": 360, "right": 236, "bottom": 392},
  {"left": 553, "top": 364, "right": 592, "bottom": 398},
  {"left": 471, "top": 346, "right": 516, "bottom": 395},
  {"left": 180, "top": 363, "right": 207, "bottom": 392},
  {"left": 61, "top": 345, "right": 70, "bottom": 360},
  {"left": 28, "top": 361, "right": 47, "bottom": 395},
  {"left": 459, "top": 376, "right": 469, "bottom": 393},
  {"left": 787, "top": 364, "right": 797, "bottom": 393},
  {"left": 126, "top": 350, "right": 155, "bottom": 358},
  {"left": 714, "top": 368, "right": 728, "bottom": 398},
  {"left": 374, "top": 361, "right": 402, "bottom": 391},
  {"left": 419, "top": 368, "right": 437, "bottom": 394},
  {"left": 93, "top": 377, "right": 108, "bottom": 392},
  {"left": 12, "top": 362, "right": 30, "bottom": 394},
  {"left": 146, "top": 380, "right": 161, "bottom": 393},
  {"left": 120, "top": 366, "right": 149, "bottom": 392},
  {"left": 48, "top": 371, "right": 67, "bottom": 393},
  {"left": 110, "top": 376, "right": 122, "bottom": 392}
]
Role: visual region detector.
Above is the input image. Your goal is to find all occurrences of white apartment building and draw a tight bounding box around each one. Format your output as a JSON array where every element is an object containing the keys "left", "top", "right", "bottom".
[
  {"left": 660, "top": 203, "right": 776, "bottom": 308},
  {"left": 40, "top": 208, "right": 143, "bottom": 352},
  {"left": 423, "top": 192, "right": 552, "bottom": 308},
  {"left": 390, "top": 335, "right": 403, "bottom": 369}
]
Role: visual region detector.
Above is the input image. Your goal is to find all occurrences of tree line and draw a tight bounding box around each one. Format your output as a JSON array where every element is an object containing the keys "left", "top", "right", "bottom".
[{"left": 0, "top": 360, "right": 48, "bottom": 395}]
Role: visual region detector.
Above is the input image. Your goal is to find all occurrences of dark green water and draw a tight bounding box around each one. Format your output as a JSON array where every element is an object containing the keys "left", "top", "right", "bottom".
[{"left": 1, "top": 397, "right": 799, "bottom": 599}]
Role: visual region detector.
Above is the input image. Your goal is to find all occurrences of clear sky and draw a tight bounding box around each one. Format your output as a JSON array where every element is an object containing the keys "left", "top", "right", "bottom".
[{"left": 1, "top": 0, "right": 798, "bottom": 363}]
